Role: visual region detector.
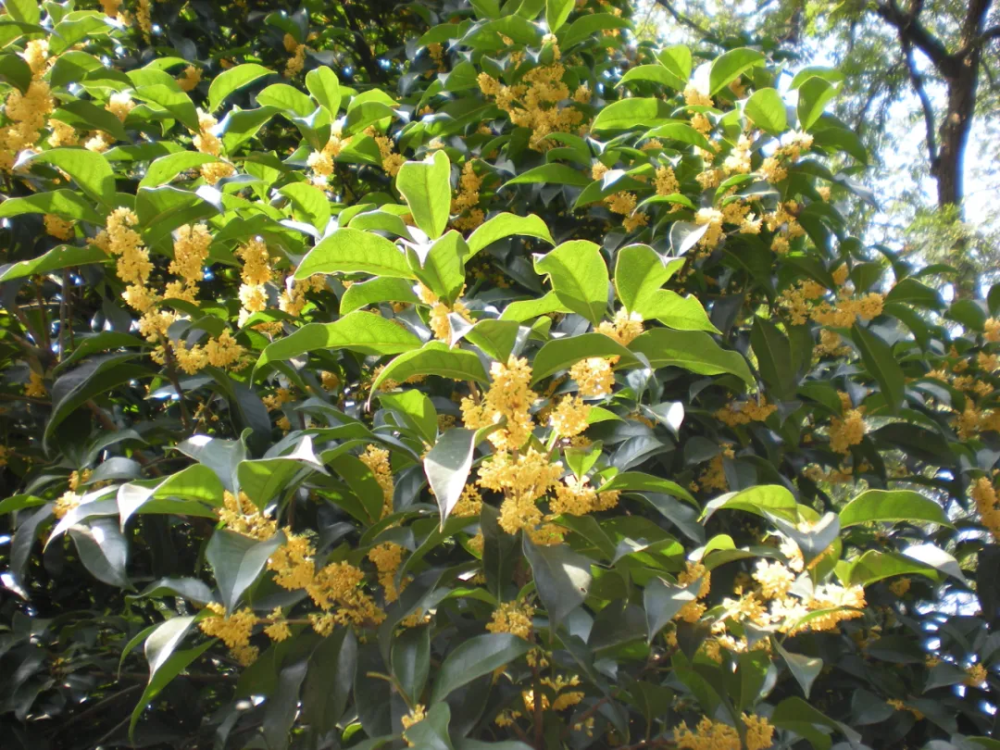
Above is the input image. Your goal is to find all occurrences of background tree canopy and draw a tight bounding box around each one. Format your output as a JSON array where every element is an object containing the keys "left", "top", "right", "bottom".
[{"left": 0, "top": 1, "right": 999, "bottom": 750}]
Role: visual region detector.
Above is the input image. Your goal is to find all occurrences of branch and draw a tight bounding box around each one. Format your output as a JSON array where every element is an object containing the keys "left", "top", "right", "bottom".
[
  {"left": 653, "top": 0, "right": 712, "bottom": 39},
  {"left": 872, "top": 0, "right": 955, "bottom": 73},
  {"left": 901, "top": 37, "right": 939, "bottom": 167}
]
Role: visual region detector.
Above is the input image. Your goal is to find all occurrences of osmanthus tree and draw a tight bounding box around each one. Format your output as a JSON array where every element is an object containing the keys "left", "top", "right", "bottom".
[{"left": 1, "top": 1, "right": 1000, "bottom": 750}]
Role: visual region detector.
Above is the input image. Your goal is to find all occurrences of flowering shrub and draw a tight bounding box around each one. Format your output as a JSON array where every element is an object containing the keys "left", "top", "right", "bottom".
[{"left": 0, "top": 1, "right": 999, "bottom": 749}]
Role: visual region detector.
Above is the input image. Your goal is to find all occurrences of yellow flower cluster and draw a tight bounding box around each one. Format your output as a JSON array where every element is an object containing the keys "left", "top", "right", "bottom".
[
  {"left": 308, "top": 125, "right": 352, "bottom": 187},
  {"left": 549, "top": 395, "right": 591, "bottom": 437},
  {"left": 674, "top": 714, "right": 773, "bottom": 750},
  {"left": 452, "top": 484, "right": 483, "bottom": 517},
  {"left": 605, "top": 191, "right": 649, "bottom": 232},
  {"left": 673, "top": 561, "right": 711, "bottom": 623},
  {"left": 199, "top": 602, "right": 259, "bottom": 665},
  {"left": 569, "top": 357, "right": 615, "bottom": 397},
  {"left": 462, "top": 356, "right": 537, "bottom": 450},
  {"left": 715, "top": 397, "right": 776, "bottom": 427},
  {"left": 283, "top": 33, "right": 308, "bottom": 78},
  {"left": 0, "top": 40, "right": 54, "bottom": 171},
  {"left": 53, "top": 490, "right": 80, "bottom": 520},
  {"left": 478, "top": 64, "right": 586, "bottom": 151},
  {"left": 418, "top": 283, "right": 474, "bottom": 343},
  {"left": 368, "top": 542, "right": 408, "bottom": 602},
  {"left": 360, "top": 444, "right": 395, "bottom": 518},
  {"left": 753, "top": 559, "right": 795, "bottom": 599},
  {"left": 219, "top": 490, "right": 277, "bottom": 540},
  {"left": 829, "top": 392, "right": 866, "bottom": 454},
  {"left": 478, "top": 448, "right": 562, "bottom": 536},
  {"left": 972, "top": 476, "right": 1000, "bottom": 540},
  {"left": 597, "top": 308, "right": 644, "bottom": 346},
  {"left": 192, "top": 108, "right": 235, "bottom": 183},
  {"left": 452, "top": 161, "right": 485, "bottom": 231},
  {"left": 655, "top": 165, "right": 680, "bottom": 196},
  {"left": 68, "top": 468, "right": 92, "bottom": 491},
  {"left": 486, "top": 600, "right": 535, "bottom": 639},
  {"left": 24, "top": 370, "right": 46, "bottom": 398},
  {"left": 235, "top": 237, "right": 274, "bottom": 323},
  {"left": 44, "top": 214, "right": 74, "bottom": 240},
  {"left": 966, "top": 663, "right": 987, "bottom": 687},
  {"left": 550, "top": 475, "right": 619, "bottom": 516},
  {"left": 97, "top": 208, "right": 155, "bottom": 312},
  {"left": 166, "top": 222, "right": 211, "bottom": 302},
  {"left": 372, "top": 131, "right": 405, "bottom": 176},
  {"left": 177, "top": 65, "right": 202, "bottom": 92}
]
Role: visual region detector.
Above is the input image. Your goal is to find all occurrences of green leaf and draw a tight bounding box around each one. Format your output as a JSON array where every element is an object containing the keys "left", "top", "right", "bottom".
[
  {"left": 430, "top": 633, "right": 532, "bottom": 703},
  {"left": 774, "top": 639, "right": 822, "bottom": 699},
  {"left": 751, "top": 317, "right": 795, "bottom": 400},
  {"left": 380, "top": 390, "right": 438, "bottom": 444},
  {"left": 644, "top": 122, "right": 712, "bottom": 150},
  {"left": 522, "top": 535, "right": 592, "bottom": 626},
  {"left": 465, "top": 320, "right": 521, "bottom": 362},
  {"left": 238, "top": 437, "right": 327, "bottom": 508},
  {"left": 403, "top": 702, "right": 454, "bottom": 750},
  {"left": 533, "top": 240, "right": 609, "bottom": 325},
  {"left": 0, "top": 245, "right": 107, "bottom": 282},
  {"left": 328, "top": 454, "right": 385, "bottom": 523},
  {"left": 130, "top": 639, "right": 215, "bottom": 738},
  {"left": 139, "top": 151, "right": 219, "bottom": 189},
  {"left": 209, "top": 63, "right": 273, "bottom": 111},
  {"left": 255, "top": 312, "right": 422, "bottom": 371},
  {"left": 305, "top": 65, "right": 341, "bottom": 115},
  {"left": 301, "top": 629, "right": 355, "bottom": 734},
  {"left": 371, "top": 341, "right": 489, "bottom": 392},
  {"left": 45, "top": 356, "right": 150, "bottom": 449},
  {"left": 709, "top": 47, "right": 765, "bottom": 95},
  {"left": 797, "top": 76, "right": 837, "bottom": 132},
  {"left": 412, "top": 230, "right": 468, "bottom": 304},
  {"left": 0, "top": 52, "right": 32, "bottom": 93},
  {"left": 0, "top": 189, "right": 104, "bottom": 224},
  {"left": 657, "top": 45, "right": 692, "bottom": 85},
  {"left": 117, "top": 464, "right": 224, "bottom": 528},
  {"left": 466, "top": 212, "right": 554, "bottom": 256},
  {"left": 845, "top": 550, "right": 943, "bottom": 586},
  {"left": 618, "top": 64, "right": 684, "bottom": 91},
  {"left": 592, "top": 98, "right": 675, "bottom": 131},
  {"left": 256, "top": 82, "right": 315, "bottom": 118},
  {"left": 558, "top": 12, "right": 630, "bottom": 48},
  {"left": 425, "top": 428, "right": 479, "bottom": 526},
  {"left": 772, "top": 696, "right": 840, "bottom": 750},
  {"left": 639, "top": 291, "right": 718, "bottom": 333},
  {"left": 597, "top": 471, "right": 696, "bottom": 505},
  {"left": 530, "top": 332, "right": 637, "bottom": 384},
  {"left": 279, "top": 182, "right": 331, "bottom": 232},
  {"left": 502, "top": 163, "right": 590, "bottom": 187},
  {"left": 206, "top": 529, "right": 285, "bottom": 611},
  {"left": 29, "top": 148, "right": 116, "bottom": 208},
  {"left": 851, "top": 323, "right": 905, "bottom": 414},
  {"left": 644, "top": 577, "right": 702, "bottom": 643},
  {"left": 392, "top": 626, "right": 431, "bottom": 705},
  {"left": 744, "top": 87, "right": 787, "bottom": 134},
  {"left": 296, "top": 227, "right": 413, "bottom": 279},
  {"left": 340, "top": 277, "right": 420, "bottom": 314},
  {"left": 69, "top": 518, "right": 130, "bottom": 588},
  {"left": 839, "top": 489, "right": 952, "bottom": 528},
  {"left": 545, "top": 0, "right": 573, "bottom": 32},
  {"left": 133, "top": 84, "right": 200, "bottom": 131},
  {"left": 615, "top": 245, "right": 684, "bottom": 312},
  {"left": 499, "top": 291, "right": 570, "bottom": 323},
  {"left": 702, "top": 485, "right": 798, "bottom": 521},
  {"left": 396, "top": 150, "right": 451, "bottom": 239},
  {"left": 629, "top": 329, "right": 753, "bottom": 384},
  {"left": 4, "top": 0, "right": 40, "bottom": 24}
]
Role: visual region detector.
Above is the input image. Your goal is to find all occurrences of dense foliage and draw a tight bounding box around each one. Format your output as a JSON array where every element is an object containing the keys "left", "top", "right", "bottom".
[{"left": 1, "top": 1, "right": 1000, "bottom": 749}]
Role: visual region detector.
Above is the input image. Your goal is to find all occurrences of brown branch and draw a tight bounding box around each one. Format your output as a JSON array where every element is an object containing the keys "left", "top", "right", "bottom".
[
  {"left": 872, "top": 0, "right": 956, "bottom": 73},
  {"left": 160, "top": 340, "right": 193, "bottom": 432},
  {"left": 901, "top": 37, "right": 939, "bottom": 167}
]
